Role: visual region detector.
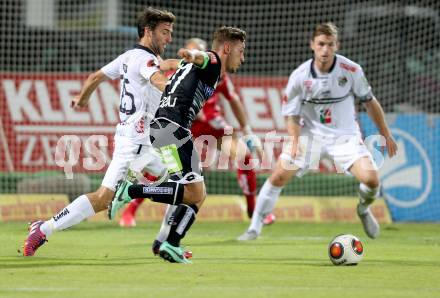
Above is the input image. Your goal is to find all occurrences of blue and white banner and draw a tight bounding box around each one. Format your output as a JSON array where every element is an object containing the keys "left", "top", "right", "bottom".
[{"left": 360, "top": 113, "right": 439, "bottom": 222}]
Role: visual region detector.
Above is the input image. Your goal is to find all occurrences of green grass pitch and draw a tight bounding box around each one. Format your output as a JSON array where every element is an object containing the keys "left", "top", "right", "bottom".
[{"left": 1, "top": 221, "right": 439, "bottom": 298}]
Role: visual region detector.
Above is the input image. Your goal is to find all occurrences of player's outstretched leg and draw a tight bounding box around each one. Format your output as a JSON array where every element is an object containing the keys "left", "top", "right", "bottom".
[
  {"left": 23, "top": 194, "right": 96, "bottom": 256},
  {"left": 349, "top": 157, "right": 381, "bottom": 239},
  {"left": 158, "top": 204, "right": 198, "bottom": 264},
  {"left": 119, "top": 176, "right": 203, "bottom": 263},
  {"left": 237, "top": 180, "right": 283, "bottom": 241},
  {"left": 117, "top": 172, "right": 164, "bottom": 225},
  {"left": 108, "top": 180, "right": 133, "bottom": 220},
  {"left": 109, "top": 180, "right": 185, "bottom": 220},
  {"left": 152, "top": 204, "right": 193, "bottom": 259},
  {"left": 110, "top": 151, "right": 169, "bottom": 220},
  {"left": 152, "top": 204, "right": 176, "bottom": 254},
  {"left": 357, "top": 183, "right": 380, "bottom": 239}
]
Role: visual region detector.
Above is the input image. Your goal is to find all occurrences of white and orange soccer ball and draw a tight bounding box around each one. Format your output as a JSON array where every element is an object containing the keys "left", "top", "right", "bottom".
[{"left": 328, "top": 234, "right": 364, "bottom": 265}]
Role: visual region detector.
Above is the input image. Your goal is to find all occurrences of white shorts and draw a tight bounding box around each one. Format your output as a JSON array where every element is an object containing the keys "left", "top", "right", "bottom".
[
  {"left": 101, "top": 135, "right": 166, "bottom": 191},
  {"left": 280, "top": 134, "right": 376, "bottom": 177}
]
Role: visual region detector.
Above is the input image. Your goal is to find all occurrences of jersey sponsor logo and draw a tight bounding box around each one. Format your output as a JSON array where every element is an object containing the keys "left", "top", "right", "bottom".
[
  {"left": 319, "top": 108, "right": 332, "bottom": 124},
  {"left": 208, "top": 52, "right": 218, "bottom": 64},
  {"left": 147, "top": 59, "right": 157, "bottom": 68},
  {"left": 338, "top": 76, "right": 348, "bottom": 86},
  {"left": 203, "top": 84, "right": 215, "bottom": 98},
  {"left": 340, "top": 63, "right": 357, "bottom": 72}
]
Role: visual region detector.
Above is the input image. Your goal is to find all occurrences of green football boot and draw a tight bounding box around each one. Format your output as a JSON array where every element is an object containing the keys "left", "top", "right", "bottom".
[
  {"left": 159, "top": 241, "right": 192, "bottom": 264},
  {"left": 108, "top": 179, "right": 133, "bottom": 220}
]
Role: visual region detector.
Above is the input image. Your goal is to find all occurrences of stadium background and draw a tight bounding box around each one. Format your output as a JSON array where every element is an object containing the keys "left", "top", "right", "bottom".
[{"left": 0, "top": 0, "right": 438, "bottom": 222}]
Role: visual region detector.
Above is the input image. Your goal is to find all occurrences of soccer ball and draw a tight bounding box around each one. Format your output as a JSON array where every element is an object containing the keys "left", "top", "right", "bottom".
[{"left": 328, "top": 234, "right": 364, "bottom": 265}]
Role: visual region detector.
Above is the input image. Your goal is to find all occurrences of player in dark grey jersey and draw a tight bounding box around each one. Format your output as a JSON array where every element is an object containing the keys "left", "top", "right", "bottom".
[
  {"left": 109, "top": 26, "right": 247, "bottom": 263},
  {"left": 156, "top": 49, "right": 221, "bottom": 129}
]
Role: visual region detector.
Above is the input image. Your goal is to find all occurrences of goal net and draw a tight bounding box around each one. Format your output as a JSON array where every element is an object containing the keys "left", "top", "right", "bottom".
[{"left": 0, "top": 0, "right": 438, "bottom": 221}]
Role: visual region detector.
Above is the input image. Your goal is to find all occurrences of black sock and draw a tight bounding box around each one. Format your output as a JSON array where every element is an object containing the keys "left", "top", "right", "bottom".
[
  {"left": 128, "top": 182, "right": 184, "bottom": 205},
  {"left": 167, "top": 204, "right": 199, "bottom": 247}
]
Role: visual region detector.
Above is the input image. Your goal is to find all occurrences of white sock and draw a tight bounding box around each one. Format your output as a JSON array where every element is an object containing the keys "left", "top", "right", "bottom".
[
  {"left": 156, "top": 204, "right": 177, "bottom": 243},
  {"left": 40, "top": 195, "right": 96, "bottom": 238},
  {"left": 358, "top": 183, "right": 379, "bottom": 214},
  {"left": 248, "top": 180, "right": 283, "bottom": 234}
]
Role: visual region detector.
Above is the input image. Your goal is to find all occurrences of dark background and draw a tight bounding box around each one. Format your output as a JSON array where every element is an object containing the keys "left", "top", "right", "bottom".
[{"left": 1, "top": 0, "right": 439, "bottom": 111}]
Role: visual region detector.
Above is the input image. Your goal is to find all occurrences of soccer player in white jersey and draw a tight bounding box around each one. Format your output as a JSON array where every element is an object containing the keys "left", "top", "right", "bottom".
[
  {"left": 23, "top": 7, "right": 175, "bottom": 256},
  {"left": 238, "top": 22, "right": 398, "bottom": 241}
]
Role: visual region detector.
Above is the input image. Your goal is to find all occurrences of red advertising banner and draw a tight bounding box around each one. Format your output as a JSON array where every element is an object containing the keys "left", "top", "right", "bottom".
[
  {"left": 0, "top": 73, "right": 295, "bottom": 173},
  {"left": 1, "top": 73, "right": 120, "bottom": 173}
]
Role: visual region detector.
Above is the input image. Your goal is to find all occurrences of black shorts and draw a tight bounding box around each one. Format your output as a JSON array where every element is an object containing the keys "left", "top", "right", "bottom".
[{"left": 150, "top": 118, "right": 203, "bottom": 184}]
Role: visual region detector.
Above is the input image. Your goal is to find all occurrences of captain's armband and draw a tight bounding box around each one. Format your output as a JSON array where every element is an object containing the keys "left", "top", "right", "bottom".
[{"left": 195, "top": 51, "right": 209, "bottom": 69}]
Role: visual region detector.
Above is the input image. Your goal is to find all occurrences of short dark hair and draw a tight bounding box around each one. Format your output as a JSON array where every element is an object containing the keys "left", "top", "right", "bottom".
[
  {"left": 311, "top": 22, "right": 339, "bottom": 41},
  {"left": 212, "top": 26, "right": 246, "bottom": 49},
  {"left": 137, "top": 7, "right": 175, "bottom": 38}
]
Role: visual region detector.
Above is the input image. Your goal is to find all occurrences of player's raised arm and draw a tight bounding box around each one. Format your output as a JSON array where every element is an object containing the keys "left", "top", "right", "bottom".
[
  {"left": 150, "top": 71, "right": 170, "bottom": 92},
  {"left": 178, "top": 48, "right": 209, "bottom": 68},
  {"left": 159, "top": 58, "right": 180, "bottom": 71},
  {"left": 363, "top": 97, "right": 398, "bottom": 157},
  {"left": 71, "top": 70, "right": 108, "bottom": 109}
]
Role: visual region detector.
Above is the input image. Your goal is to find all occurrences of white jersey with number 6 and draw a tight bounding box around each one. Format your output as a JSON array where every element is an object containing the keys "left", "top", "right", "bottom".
[
  {"left": 282, "top": 54, "right": 374, "bottom": 138},
  {"left": 101, "top": 45, "right": 162, "bottom": 145}
]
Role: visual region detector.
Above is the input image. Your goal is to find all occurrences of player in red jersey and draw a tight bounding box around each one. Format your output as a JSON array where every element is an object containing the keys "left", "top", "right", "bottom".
[{"left": 119, "top": 38, "right": 275, "bottom": 230}]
